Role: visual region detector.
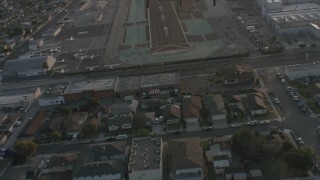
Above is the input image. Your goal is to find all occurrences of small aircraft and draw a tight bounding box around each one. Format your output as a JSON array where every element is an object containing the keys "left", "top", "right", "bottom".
[
  {"left": 104, "top": 64, "right": 119, "bottom": 69},
  {"left": 58, "top": 58, "right": 71, "bottom": 63},
  {"left": 67, "top": 36, "right": 75, "bottom": 41},
  {"left": 85, "top": 66, "right": 99, "bottom": 71}
]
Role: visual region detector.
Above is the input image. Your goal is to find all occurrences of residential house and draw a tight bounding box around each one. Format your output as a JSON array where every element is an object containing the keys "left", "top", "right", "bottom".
[
  {"left": 306, "top": 83, "right": 320, "bottom": 106},
  {"left": 128, "top": 138, "right": 163, "bottom": 180},
  {"left": 0, "top": 113, "right": 20, "bottom": 133},
  {"left": 64, "top": 112, "right": 88, "bottom": 136},
  {"left": 163, "top": 104, "right": 181, "bottom": 125},
  {"left": 110, "top": 100, "right": 138, "bottom": 118},
  {"left": 212, "top": 155, "right": 230, "bottom": 174},
  {"left": 225, "top": 166, "right": 247, "bottom": 180},
  {"left": 246, "top": 94, "right": 267, "bottom": 116},
  {"left": 219, "top": 64, "right": 255, "bottom": 85},
  {"left": 202, "top": 94, "right": 227, "bottom": 126},
  {"left": 20, "top": 110, "right": 50, "bottom": 139},
  {"left": 0, "top": 134, "right": 8, "bottom": 146},
  {"left": 168, "top": 137, "right": 204, "bottom": 180},
  {"left": 139, "top": 112, "right": 155, "bottom": 127},
  {"left": 108, "top": 116, "right": 132, "bottom": 131},
  {"left": 36, "top": 152, "right": 79, "bottom": 174},
  {"left": 182, "top": 96, "right": 202, "bottom": 129},
  {"left": 87, "top": 117, "right": 101, "bottom": 130},
  {"left": 73, "top": 141, "right": 127, "bottom": 180}
]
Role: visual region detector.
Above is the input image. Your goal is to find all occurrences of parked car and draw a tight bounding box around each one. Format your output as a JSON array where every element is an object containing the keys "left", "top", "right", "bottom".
[
  {"left": 259, "top": 120, "right": 270, "bottom": 125},
  {"left": 289, "top": 91, "right": 296, "bottom": 96},
  {"left": 296, "top": 137, "right": 304, "bottom": 145},
  {"left": 230, "top": 123, "right": 242, "bottom": 128},
  {"left": 274, "top": 98, "right": 280, "bottom": 104},
  {"left": 287, "top": 86, "right": 293, "bottom": 92},
  {"left": 293, "top": 95, "right": 299, "bottom": 101},
  {"left": 116, "top": 134, "right": 128, "bottom": 140},
  {"left": 202, "top": 126, "right": 214, "bottom": 131},
  {"left": 247, "top": 120, "right": 258, "bottom": 126}
]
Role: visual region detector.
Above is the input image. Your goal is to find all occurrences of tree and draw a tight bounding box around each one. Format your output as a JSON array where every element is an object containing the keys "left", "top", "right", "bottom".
[
  {"left": 51, "top": 131, "right": 61, "bottom": 141},
  {"left": 283, "top": 146, "right": 315, "bottom": 172},
  {"left": 232, "top": 128, "right": 268, "bottom": 160},
  {"left": 14, "top": 140, "right": 38, "bottom": 157},
  {"left": 136, "top": 128, "right": 151, "bottom": 137},
  {"left": 81, "top": 124, "right": 98, "bottom": 138},
  {"left": 281, "top": 140, "right": 293, "bottom": 152},
  {"left": 42, "top": 62, "right": 49, "bottom": 70}
]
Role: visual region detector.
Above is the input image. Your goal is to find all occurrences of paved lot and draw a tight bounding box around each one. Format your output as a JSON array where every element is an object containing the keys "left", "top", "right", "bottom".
[{"left": 149, "top": 0, "right": 189, "bottom": 52}]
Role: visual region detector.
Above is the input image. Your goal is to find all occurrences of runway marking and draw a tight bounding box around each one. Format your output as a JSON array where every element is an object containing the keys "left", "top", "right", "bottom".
[
  {"left": 148, "top": 8, "right": 152, "bottom": 48},
  {"left": 170, "top": 1, "right": 189, "bottom": 44}
]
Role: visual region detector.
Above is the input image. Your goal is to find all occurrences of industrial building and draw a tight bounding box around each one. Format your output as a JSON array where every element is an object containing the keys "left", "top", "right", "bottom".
[
  {"left": 38, "top": 83, "right": 69, "bottom": 106},
  {"left": 284, "top": 63, "right": 320, "bottom": 80},
  {"left": 1, "top": 56, "right": 56, "bottom": 79},
  {"left": 64, "top": 78, "right": 117, "bottom": 103},
  {"left": 255, "top": 0, "right": 320, "bottom": 37}
]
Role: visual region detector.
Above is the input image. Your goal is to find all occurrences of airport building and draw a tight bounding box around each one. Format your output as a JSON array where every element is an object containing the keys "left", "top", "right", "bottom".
[{"left": 0, "top": 56, "right": 56, "bottom": 79}]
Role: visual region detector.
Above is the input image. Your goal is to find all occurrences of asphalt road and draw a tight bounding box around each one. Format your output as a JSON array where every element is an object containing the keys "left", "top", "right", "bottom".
[
  {"left": 36, "top": 122, "right": 278, "bottom": 155},
  {"left": 260, "top": 67, "right": 320, "bottom": 154}
]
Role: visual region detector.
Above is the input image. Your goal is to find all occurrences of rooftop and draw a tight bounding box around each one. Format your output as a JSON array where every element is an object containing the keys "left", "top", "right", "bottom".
[
  {"left": 129, "top": 137, "right": 162, "bottom": 171},
  {"left": 21, "top": 110, "right": 49, "bottom": 137},
  {"left": 73, "top": 160, "right": 124, "bottom": 178},
  {"left": 40, "top": 83, "right": 69, "bottom": 98},
  {"left": 202, "top": 94, "right": 226, "bottom": 116},
  {"left": 115, "top": 76, "right": 142, "bottom": 92},
  {"left": 65, "top": 78, "right": 117, "bottom": 94},
  {"left": 141, "top": 72, "right": 179, "bottom": 88},
  {"left": 168, "top": 137, "right": 203, "bottom": 171},
  {"left": 182, "top": 96, "right": 202, "bottom": 119}
]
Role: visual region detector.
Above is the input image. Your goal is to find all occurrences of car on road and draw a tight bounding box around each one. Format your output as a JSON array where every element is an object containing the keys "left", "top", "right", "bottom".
[
  {"left": 202, "top": 126, "right": 214, "bottom": 131},
  {"left": 274, "top": 97, "right": 280, "bottom": 104},
  {"left": 287, "top": 86, "right": 293, "bottom": 92},
  {"left": 259, "top": 120, "right": 270, "bottom": 125},
  {"left": 293, "top": 95, "right": 299, "bottom": 101},
  {"left": 296, "top": 137, "right": 304, "bottom": 145},
  {"left": 247, "top": 120, "right": 258, "bottom": 126}
]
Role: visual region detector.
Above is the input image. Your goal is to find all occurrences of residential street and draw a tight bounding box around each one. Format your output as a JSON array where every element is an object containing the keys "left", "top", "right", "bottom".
[{"left": 259, "top": 67, "right": 320, "bottom": 154}]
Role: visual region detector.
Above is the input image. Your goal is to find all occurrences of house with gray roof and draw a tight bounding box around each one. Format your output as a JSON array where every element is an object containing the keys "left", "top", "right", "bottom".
[
  {"left": 168, "top": 137, "right": 204, "bottom": 180},
  {"left": 108, "top": 116, "right": 132, "bottom": 131},
  {"left": 73, "top": 141, "right": 127, "bottom": 180},
  {"left": 1, "top": 56, "right": 56, "bottom": 79},
  {"left": 202, "top": 94, "right": 227, "bottom": 127}
]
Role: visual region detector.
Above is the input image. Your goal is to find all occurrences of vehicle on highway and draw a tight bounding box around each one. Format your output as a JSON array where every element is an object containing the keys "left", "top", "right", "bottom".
[
  {"left": 230, "top": 123, "right": 242, "bottom": 128},
  {"left": 247, "top": 120, "right": 258, "bottom": 126},
  {"left": 287, "top": 86, "right": 293, "bottom": 92},
  {"left": 259, "top": 120, "right": 270, "bottom": 125},
  {"left": 296, "top": 137, "right": 304, "bottom": 145},
  {"left": 281, "top": 79, "right": 286, "bottom": 84}
]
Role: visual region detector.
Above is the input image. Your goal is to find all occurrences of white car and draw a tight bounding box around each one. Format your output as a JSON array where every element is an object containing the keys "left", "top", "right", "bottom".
[
  {"left": 293, "top": 95, "right": 299, "bottom": 101},
  {"left": 296, "top": 137, "right": 304, "bottom": 145},
  {"left": 287, "top": 86, "right": 293, "bottom": 92},
  {"left": 230, "top": 123, "right": 242, "bottom": 128},
  {"left": 247, "top": 120, "right": 258, "bottom": 126},
  {"left": 274, "top": 98, "right": 280, "bottom": 104},
  {"left": 116, "top": 134, "right": 128, "bottom": 140},
  {"left": 259, "top": 120, "right": 270, "bottom": 125}
]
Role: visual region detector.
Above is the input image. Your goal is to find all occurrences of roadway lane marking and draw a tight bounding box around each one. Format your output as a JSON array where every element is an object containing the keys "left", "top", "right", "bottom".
[{"left": 170, "top": 1, "right": 189, "bottom": 44}]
